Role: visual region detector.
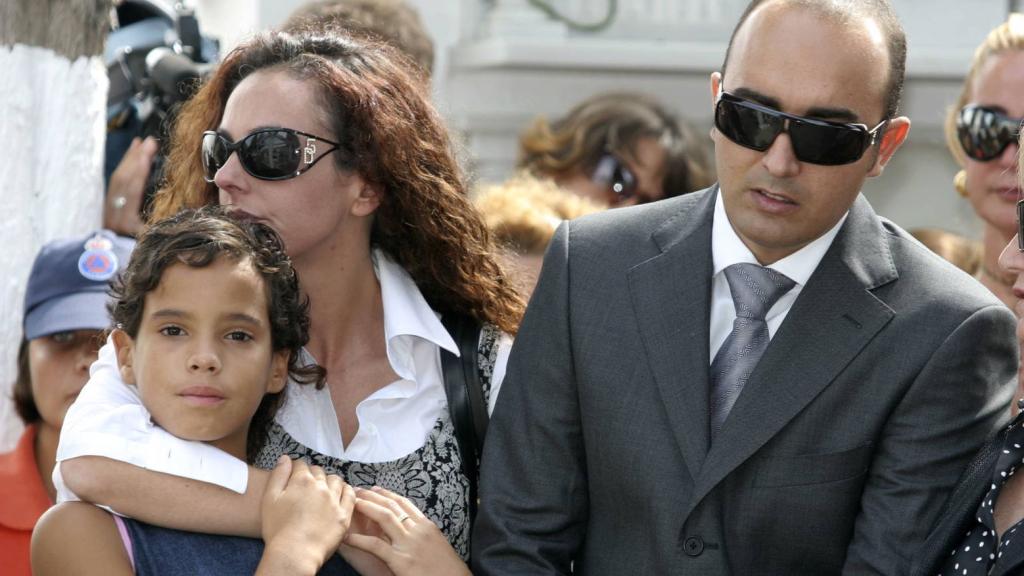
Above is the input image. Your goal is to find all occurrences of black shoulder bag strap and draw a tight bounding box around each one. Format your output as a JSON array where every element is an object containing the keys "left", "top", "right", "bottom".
[{"left": 440, "top": 314, "right": 488, "bottom": 525}]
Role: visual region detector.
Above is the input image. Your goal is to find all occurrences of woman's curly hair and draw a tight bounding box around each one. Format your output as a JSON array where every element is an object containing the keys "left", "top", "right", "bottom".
[
  {"left": 110, "top": 205, "right": 325, "bottom": 462},
  {"left": 151, "top": 30, "right": 525, "bottom": 334}
]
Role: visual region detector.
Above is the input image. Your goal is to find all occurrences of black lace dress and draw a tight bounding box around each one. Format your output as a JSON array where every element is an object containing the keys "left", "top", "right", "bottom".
[{"left": 254, "top": 325, "right": 502, "bottom": 560}]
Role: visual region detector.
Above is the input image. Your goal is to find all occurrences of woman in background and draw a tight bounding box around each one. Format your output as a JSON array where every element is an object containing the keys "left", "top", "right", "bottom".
[
  {"left": 946, "top": 14, "right": 1024, "bottom": 309},
  {"left": 518, "top": 92, "right": 713, "bottom": 207},
  {"left": 475, "top": 174, "right": 602, "bottom": 298}
]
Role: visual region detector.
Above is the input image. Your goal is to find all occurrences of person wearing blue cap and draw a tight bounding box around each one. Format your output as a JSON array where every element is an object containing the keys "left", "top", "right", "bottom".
[{"left": 0, "top": 230, "right": 134, "bottom": 576}]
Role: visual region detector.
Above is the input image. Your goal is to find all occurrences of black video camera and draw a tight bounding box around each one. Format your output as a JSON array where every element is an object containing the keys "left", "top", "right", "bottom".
[{"left": 105, "top": 0, "right": 219, "bottom": 216}]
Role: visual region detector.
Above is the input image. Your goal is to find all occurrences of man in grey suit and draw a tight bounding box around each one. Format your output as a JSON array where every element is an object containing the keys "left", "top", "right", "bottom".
[{"left": 472, "top": 0, "right": 1019, "bottom": 574}]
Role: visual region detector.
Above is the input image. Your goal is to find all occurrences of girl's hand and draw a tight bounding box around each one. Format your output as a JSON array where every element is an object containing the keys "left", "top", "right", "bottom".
[
  {"left": 257, "top": 456, "right": 355, "bottom": 575},
  {"left": 342, "top": 486, "right": 471, "bottom": 576}
]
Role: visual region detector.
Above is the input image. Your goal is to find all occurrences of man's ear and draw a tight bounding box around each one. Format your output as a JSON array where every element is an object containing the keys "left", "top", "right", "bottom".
[
  {"left": 350, "top": 176, "right": 382, "bottom": 218},
  {"left": 867, "top": 116, "right": 910, "bottom": 178},
  {"left": 111, "top": 329, "right": 137, "bottom": 385},
  {"left": 709, "top": 72, "right": 723, "bottom": 139},
  {"left": 268, "top": 350, "right": 289, "bottom": 394}
]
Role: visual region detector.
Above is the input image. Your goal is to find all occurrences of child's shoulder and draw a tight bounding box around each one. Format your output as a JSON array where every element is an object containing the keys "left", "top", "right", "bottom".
[{"left": 32, "top": 502, "right": 132, "bottom": 576}]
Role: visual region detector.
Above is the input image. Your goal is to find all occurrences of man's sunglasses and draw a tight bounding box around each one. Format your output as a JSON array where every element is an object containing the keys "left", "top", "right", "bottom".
[
  {"left": 201, "top": 128, "right": 340, "bottom": 182},
  {"left": 956, "top": 105, "right": 1023, "bottom": 162},
  {"left": 591, "top": 153, "right": 636, "bottom": 201},
  {"left": 714, "top": 91, "right": 887, "bottom": 166}
]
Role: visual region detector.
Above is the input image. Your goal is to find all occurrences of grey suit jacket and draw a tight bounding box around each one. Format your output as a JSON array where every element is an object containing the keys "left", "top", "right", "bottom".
[{"left": 473, "top": 187, "right": 1018, "bottom": 575}]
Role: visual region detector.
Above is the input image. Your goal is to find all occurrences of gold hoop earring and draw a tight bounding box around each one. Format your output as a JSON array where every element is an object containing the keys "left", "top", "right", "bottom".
[{"left": 954, "top": 170, "right": 968, "bottom": 198}]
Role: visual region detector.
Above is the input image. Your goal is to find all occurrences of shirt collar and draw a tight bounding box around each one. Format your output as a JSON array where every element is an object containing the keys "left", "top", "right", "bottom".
[
  {"left": 374, "top": 249, "right": 460, "bottom": 370},
  {"left": 711, "top": 188, "right": 847, "bottom": 286}
]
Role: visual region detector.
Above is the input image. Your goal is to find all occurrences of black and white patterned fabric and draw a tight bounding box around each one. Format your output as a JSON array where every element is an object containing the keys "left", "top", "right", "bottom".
[
  {"left": 254, "top": 323, "right": 502, "bottom": 560},
  {"left": 938, "top": 407, "right": 1024, "bottom": 575}
]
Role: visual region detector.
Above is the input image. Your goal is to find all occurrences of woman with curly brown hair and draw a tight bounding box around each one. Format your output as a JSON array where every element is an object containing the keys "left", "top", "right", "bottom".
[{"left": 53, "top": 29, "right": 523, "bottom": 576}]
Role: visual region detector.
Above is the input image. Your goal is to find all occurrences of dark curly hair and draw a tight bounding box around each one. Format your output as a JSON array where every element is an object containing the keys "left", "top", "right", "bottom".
[
  {"left": 151, "top": 30, "right": 524, "bottom": 335},
  {"left": 110, "top": 206, "right": 325, "bottom": 462}
]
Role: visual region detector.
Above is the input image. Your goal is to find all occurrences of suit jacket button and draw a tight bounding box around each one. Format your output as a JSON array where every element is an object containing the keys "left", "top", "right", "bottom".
[{"left": 683, "top": 536, "right": 704, "bottom": 557}]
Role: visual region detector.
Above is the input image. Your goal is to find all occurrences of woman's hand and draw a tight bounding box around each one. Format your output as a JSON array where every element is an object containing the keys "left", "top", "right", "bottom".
[
  {"left": 341, "top": 486, "right": 471, "bottom": 576},
  {"left": 257, "top": 456, "right": 355, "bottom": 575}
]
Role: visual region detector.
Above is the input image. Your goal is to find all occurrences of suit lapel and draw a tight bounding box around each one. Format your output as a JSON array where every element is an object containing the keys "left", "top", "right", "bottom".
[
  {"left": 693, "top": 196, "right": 898, "bottom": 503},
  {"left": 627, "top": 188, "right": 716, "bottom": 481}
]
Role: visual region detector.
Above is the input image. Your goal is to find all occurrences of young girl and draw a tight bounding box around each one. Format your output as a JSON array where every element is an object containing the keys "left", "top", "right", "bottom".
[{"left": 32, "top": 208, "right": 359, "bottom": 576}]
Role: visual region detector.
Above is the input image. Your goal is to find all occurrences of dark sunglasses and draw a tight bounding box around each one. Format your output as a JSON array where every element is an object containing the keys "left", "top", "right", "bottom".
[
  {"left": 714, "top": 91, "right": 887, "bottom": 166},
  {"left": 957, "top": 105, "right": 1023, "bottom": 162},
  {"left": 591, "top": 153, "right": 637, "bottom": 200},
  {"left": 201, "top": 128, "right": 340, "bottom": 182}
]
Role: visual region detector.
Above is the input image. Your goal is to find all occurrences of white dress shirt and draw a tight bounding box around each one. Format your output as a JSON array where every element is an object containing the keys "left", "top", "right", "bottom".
[
  {"left": 709, "top": 190, "right": 847, "bottom": 360},
  {"left": 54, "top": 250, "right": 512, "bottom": 500}
]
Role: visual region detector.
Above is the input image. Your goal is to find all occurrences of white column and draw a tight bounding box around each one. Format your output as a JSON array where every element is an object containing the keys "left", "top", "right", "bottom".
[{"left": 0, "top": 1, "right": 111, "bottom": 451}]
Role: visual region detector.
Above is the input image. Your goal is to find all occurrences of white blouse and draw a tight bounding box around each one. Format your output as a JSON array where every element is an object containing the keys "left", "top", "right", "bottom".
[{"left": 54, "top": 251, "right": 512, "bottom": 500}]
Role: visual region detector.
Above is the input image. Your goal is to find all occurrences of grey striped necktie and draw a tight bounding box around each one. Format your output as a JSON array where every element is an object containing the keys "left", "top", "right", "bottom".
[{"left": 709, "top": 263, "right": 795, "bottom": 441}]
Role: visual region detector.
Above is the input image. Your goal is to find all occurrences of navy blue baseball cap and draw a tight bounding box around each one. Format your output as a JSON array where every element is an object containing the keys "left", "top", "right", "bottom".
[{"left": 23, "top": 230, "right": 136, "bottom": 340}]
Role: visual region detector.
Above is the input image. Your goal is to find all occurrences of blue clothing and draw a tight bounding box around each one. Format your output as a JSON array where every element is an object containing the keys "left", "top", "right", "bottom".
[{"left": 120, "top": 517, "right": 359, "bottom": 575}]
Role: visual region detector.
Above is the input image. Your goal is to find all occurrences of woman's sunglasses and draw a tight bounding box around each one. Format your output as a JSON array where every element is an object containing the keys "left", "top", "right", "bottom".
[
  {"left": 201, "top": 128, "right": 340, "bottom": 182},
  {"left": 714, "top": 91, "right": 887, "bottom": 166},
  {"left": 591, "top": 154, "right": 637, "bottom": 201},
  {"left": 956, "top": 105, "right": 1023, "bottom": 162}
]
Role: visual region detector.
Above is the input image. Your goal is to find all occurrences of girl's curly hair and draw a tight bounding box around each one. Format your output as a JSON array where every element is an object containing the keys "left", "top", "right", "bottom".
[
  {"left": 151, "top": 30, "right": 525, "bottom": 334},
  {"left": 110, "top": 205, "right": 325, "bottom": 462}
]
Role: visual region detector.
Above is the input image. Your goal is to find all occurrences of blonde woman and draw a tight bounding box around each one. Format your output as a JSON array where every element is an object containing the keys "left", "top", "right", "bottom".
[
  {"left": 475, "top": 174, "right": 603, "bottom": 297},
  {"left": 947, "top": 14, "right": 1024, "bottom": 309}
]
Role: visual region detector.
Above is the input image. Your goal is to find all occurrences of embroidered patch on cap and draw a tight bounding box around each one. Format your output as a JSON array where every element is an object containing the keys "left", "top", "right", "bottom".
[{"left": 78, "top": 235, "right": 119, "bottom": 281}]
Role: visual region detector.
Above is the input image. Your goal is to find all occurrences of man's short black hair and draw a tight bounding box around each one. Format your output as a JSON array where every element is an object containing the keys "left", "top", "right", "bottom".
[{"left": 720, "top": 0, "right": 907, "bottom": 120}]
